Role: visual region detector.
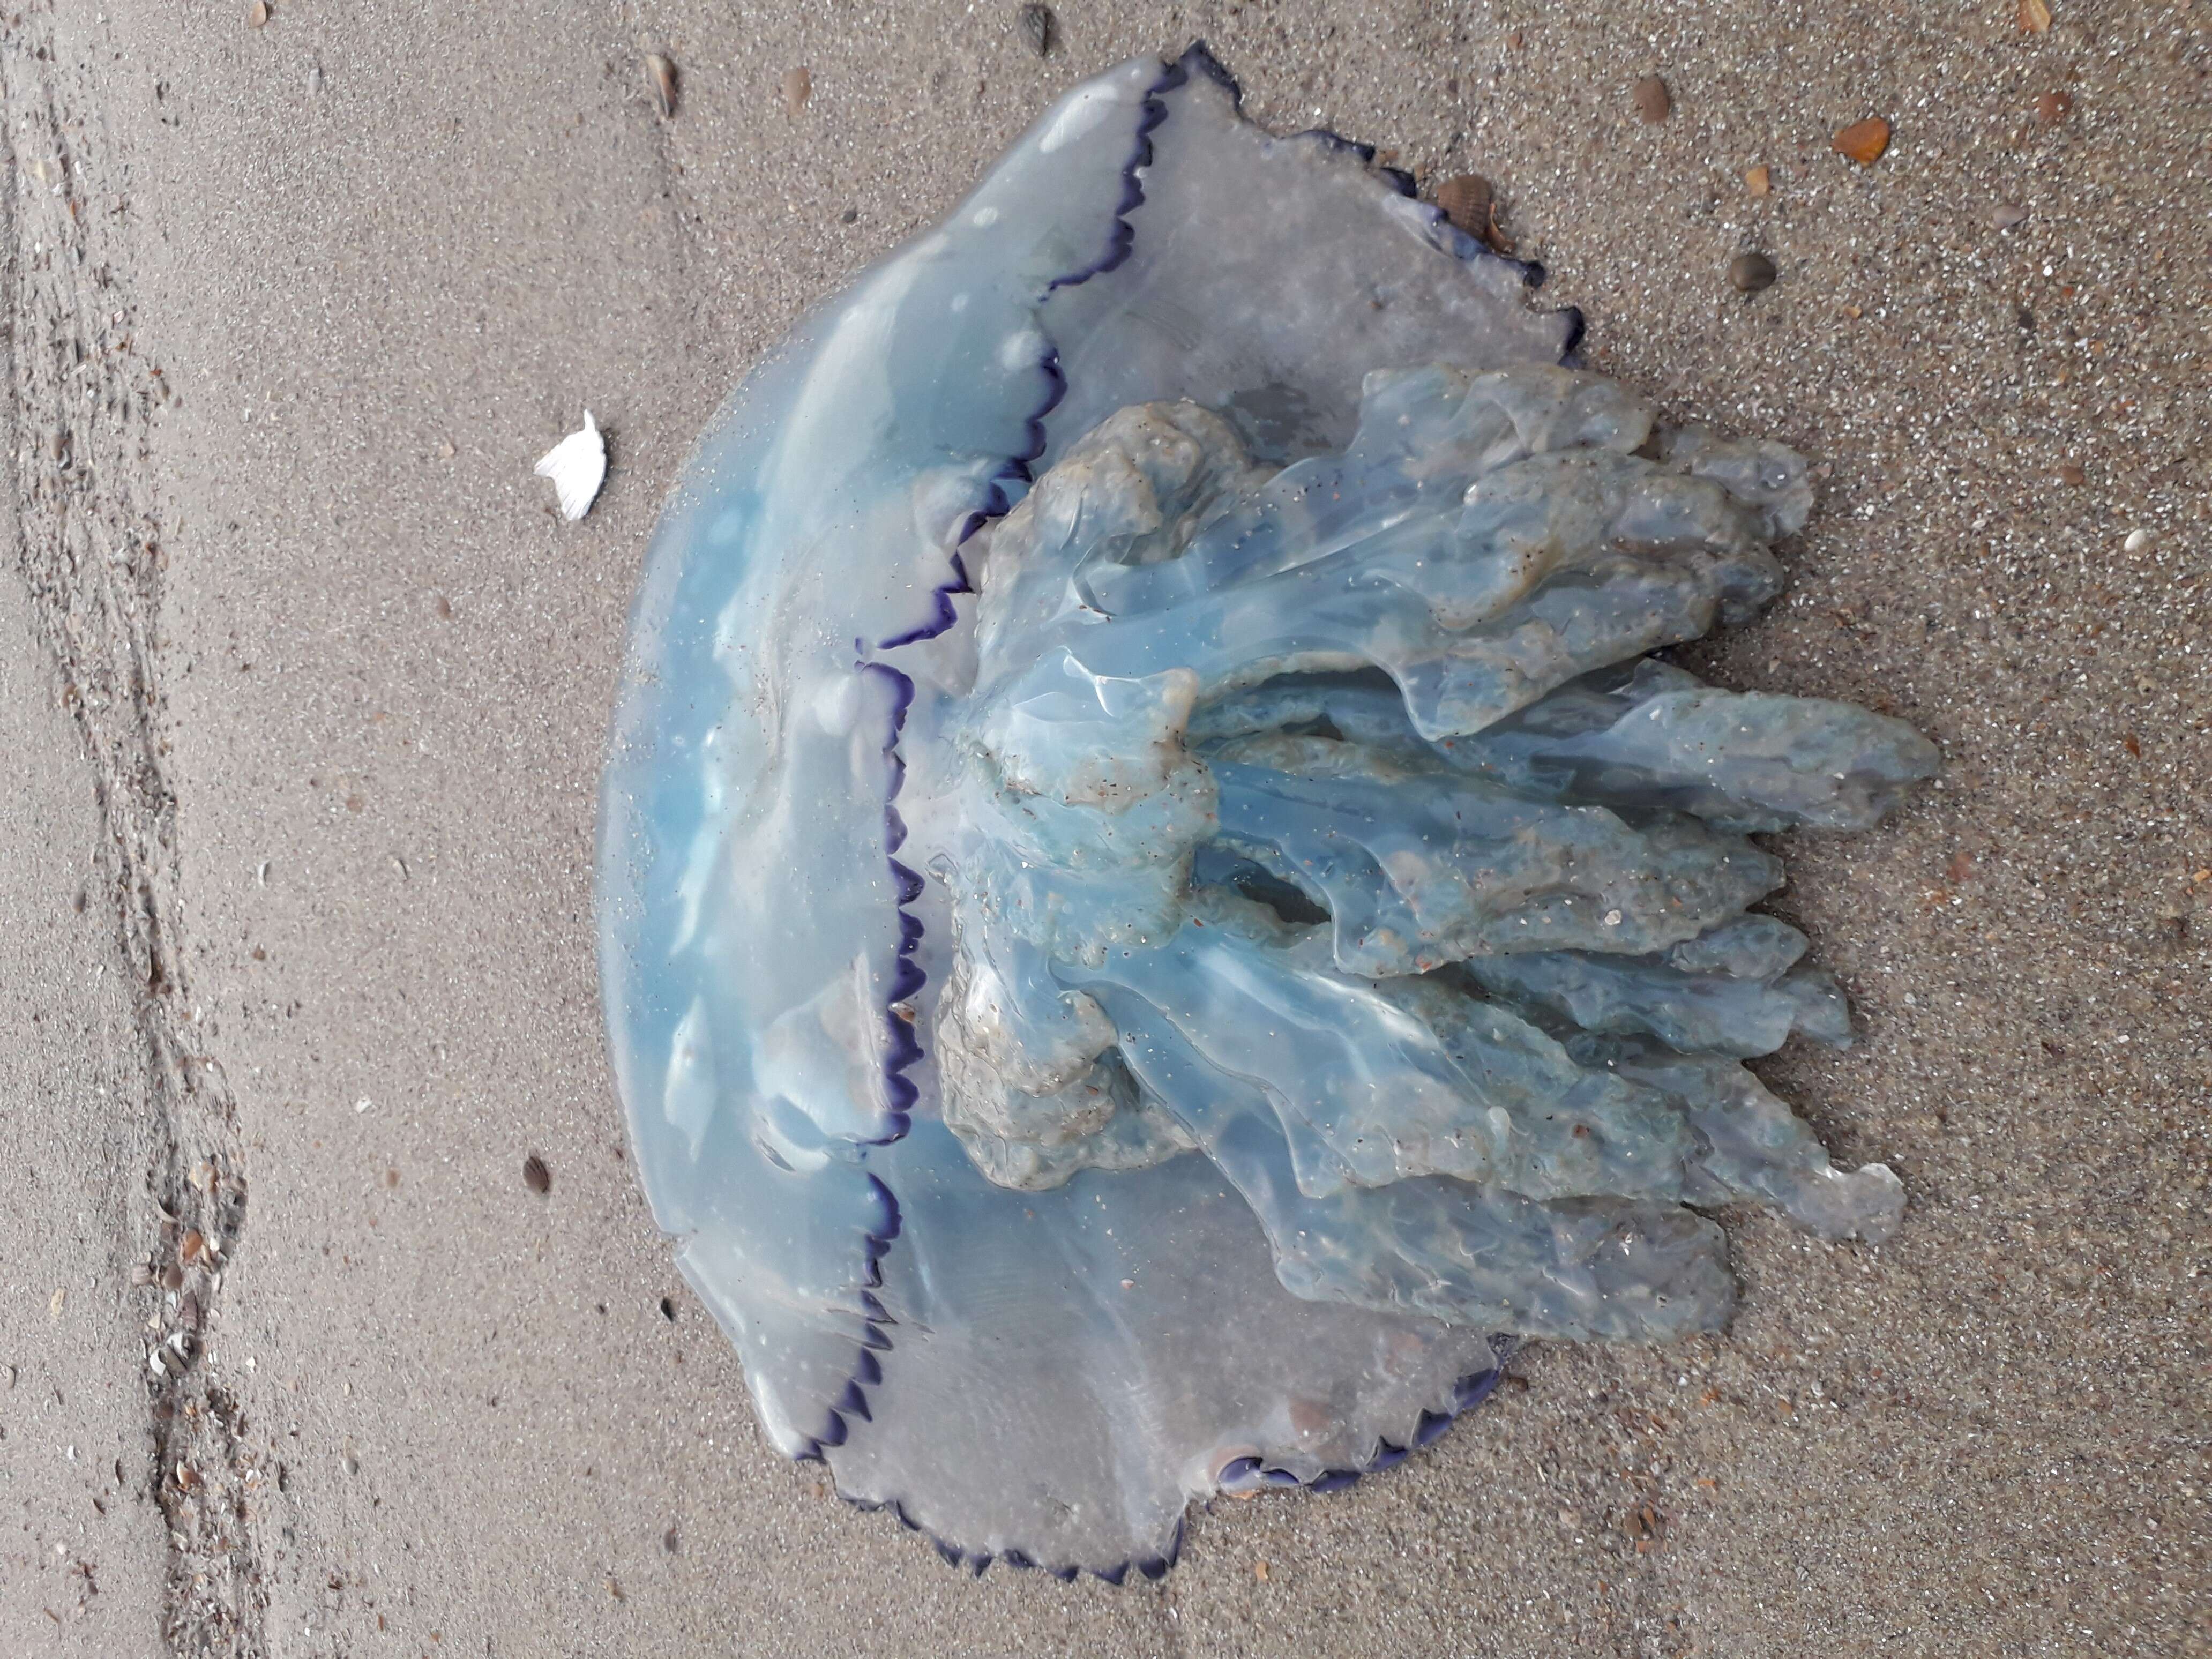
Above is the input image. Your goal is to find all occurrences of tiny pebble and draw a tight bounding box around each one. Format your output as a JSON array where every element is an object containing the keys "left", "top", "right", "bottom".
[
  {"left": 1833, "top": 117, "right": 1892, "bottom": 166},
  {"left": 2036, "top": 89, "right": 2073, "bottom": 125},
  {"left": 1632, "top": 74, "right": 1671, "bottom": 124},
  {"left": 2057, "top": 462, "right": 2086, "bottom": 487},
  {"left": 1254, "top": 1558, "right": 1272, "bottom": 1582},
  {"left": 1017, "top": 3, "right": 1055, "bottom": 57},
  {"left": 2122, "top": 529, "right": 2151, "bottom": 554},
  {"left": 646, "top": 54, "right": 678, "bottom": 119},
  {"left": 1728, "top": 252, "right": 1777, "bottom": 294},
  {"left": 782, "top": 65, "right": 811, "bottom": 118},
  {"left": 522, "top": 1153, "right": 551, "bottom": 1195},
  {"left": 1744, "top": 164, "right": 1771, "bottom": 197},
  {"left": 309, "top": 63, "right": 324, "bottom": 95},
  {"left": 246, "top": 0, "right": 268, "bottom": 26},
  {"left": 1991, "top": 202, "right": 2029, "bottom": 230},
  {"left": 839, "top": 206, "right": 858, "bottom": 225}
]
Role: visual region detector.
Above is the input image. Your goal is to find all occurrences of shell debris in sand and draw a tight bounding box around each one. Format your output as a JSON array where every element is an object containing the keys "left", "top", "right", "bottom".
[
  {"left": 535, "top": 412, "right": 607, "bottom": 522},
  {"left": 647, "top": 54, "right": 678, "bottom": 118},
  {"left": 1833, "top": 117, "right": 1892, "bottom": 165},
  {"left": 1017, "top": 4, "right": 1055, "bottom": 57}
]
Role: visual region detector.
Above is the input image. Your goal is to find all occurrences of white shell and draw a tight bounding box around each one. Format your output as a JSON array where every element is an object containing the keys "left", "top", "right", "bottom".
[{"left": 535, "top": 410, "right": 607, "bottom": 522}]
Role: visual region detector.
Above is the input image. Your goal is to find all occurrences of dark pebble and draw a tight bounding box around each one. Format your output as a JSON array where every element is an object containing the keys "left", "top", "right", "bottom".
[{"left": 1728, "top": 252, "right": 1777, "bottom": 294}]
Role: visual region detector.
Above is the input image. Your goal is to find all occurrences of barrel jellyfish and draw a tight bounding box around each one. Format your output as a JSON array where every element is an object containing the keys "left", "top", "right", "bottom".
[{"left": 596, "top": 44, "right": 1938, "bottom": 1579}]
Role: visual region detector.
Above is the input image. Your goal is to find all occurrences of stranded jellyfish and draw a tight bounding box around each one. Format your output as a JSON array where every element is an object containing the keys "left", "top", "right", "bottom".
[{"left": 596, "top": 46, "right": 1937, "bottom": 1578}]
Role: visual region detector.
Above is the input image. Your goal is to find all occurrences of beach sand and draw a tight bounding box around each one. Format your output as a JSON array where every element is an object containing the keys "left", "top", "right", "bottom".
[{"left": 3, "top": 3, "right": 2204, "bottom": 1654}]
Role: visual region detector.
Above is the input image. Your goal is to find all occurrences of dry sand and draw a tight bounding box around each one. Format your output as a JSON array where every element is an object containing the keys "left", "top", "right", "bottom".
[{"left": 3, "top": 3, "right": 2206, "bottom": 1655}]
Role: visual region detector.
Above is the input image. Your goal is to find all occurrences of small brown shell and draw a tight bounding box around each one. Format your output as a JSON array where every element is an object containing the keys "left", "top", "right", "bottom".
[
  {"left": 646, "top": 54, "right": 678, "bottom": 119},
  {"left": 1434, "top": 174, "right": 1493, "bottom": 237},
  {"left": 522, "top": 1153, "right": 551, "bottom": 1195},
  {"left": 1433, "top": 174, "right": 1514, "bottom": 255},
  {"left": 1632, "top": 75, "right": 1671, "bottom": 124}
]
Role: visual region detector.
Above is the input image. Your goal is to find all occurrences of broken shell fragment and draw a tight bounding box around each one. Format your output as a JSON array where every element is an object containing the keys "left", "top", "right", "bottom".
[
  {"left": 1017, "top": 4, "right": 1056, "bottom": 58},
  {"left": 646, "top": 55, "right": 678, "bottom": 119},
  {"left": 782, "top": 65, "right": 811, "bottom": 118},
  {"left": 534, "top": 412, "right": 607, "bottom": 523},
  {"left": 1633, "top": 74, "right": 1672, "bottom": 123},
  {"left": 1833, "top": 117, "right": 1892, "bottom": 166}
]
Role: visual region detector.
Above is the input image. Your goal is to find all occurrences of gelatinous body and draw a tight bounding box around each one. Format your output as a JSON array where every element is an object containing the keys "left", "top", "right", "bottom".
[{"left": 597, "top": 46, "right": 1937, "bottom": 1576}]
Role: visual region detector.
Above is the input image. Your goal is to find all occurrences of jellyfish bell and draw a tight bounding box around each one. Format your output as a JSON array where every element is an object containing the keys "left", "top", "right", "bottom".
[{"left": 597, "top": 44, "right": 1935, "bottom": 1577}]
